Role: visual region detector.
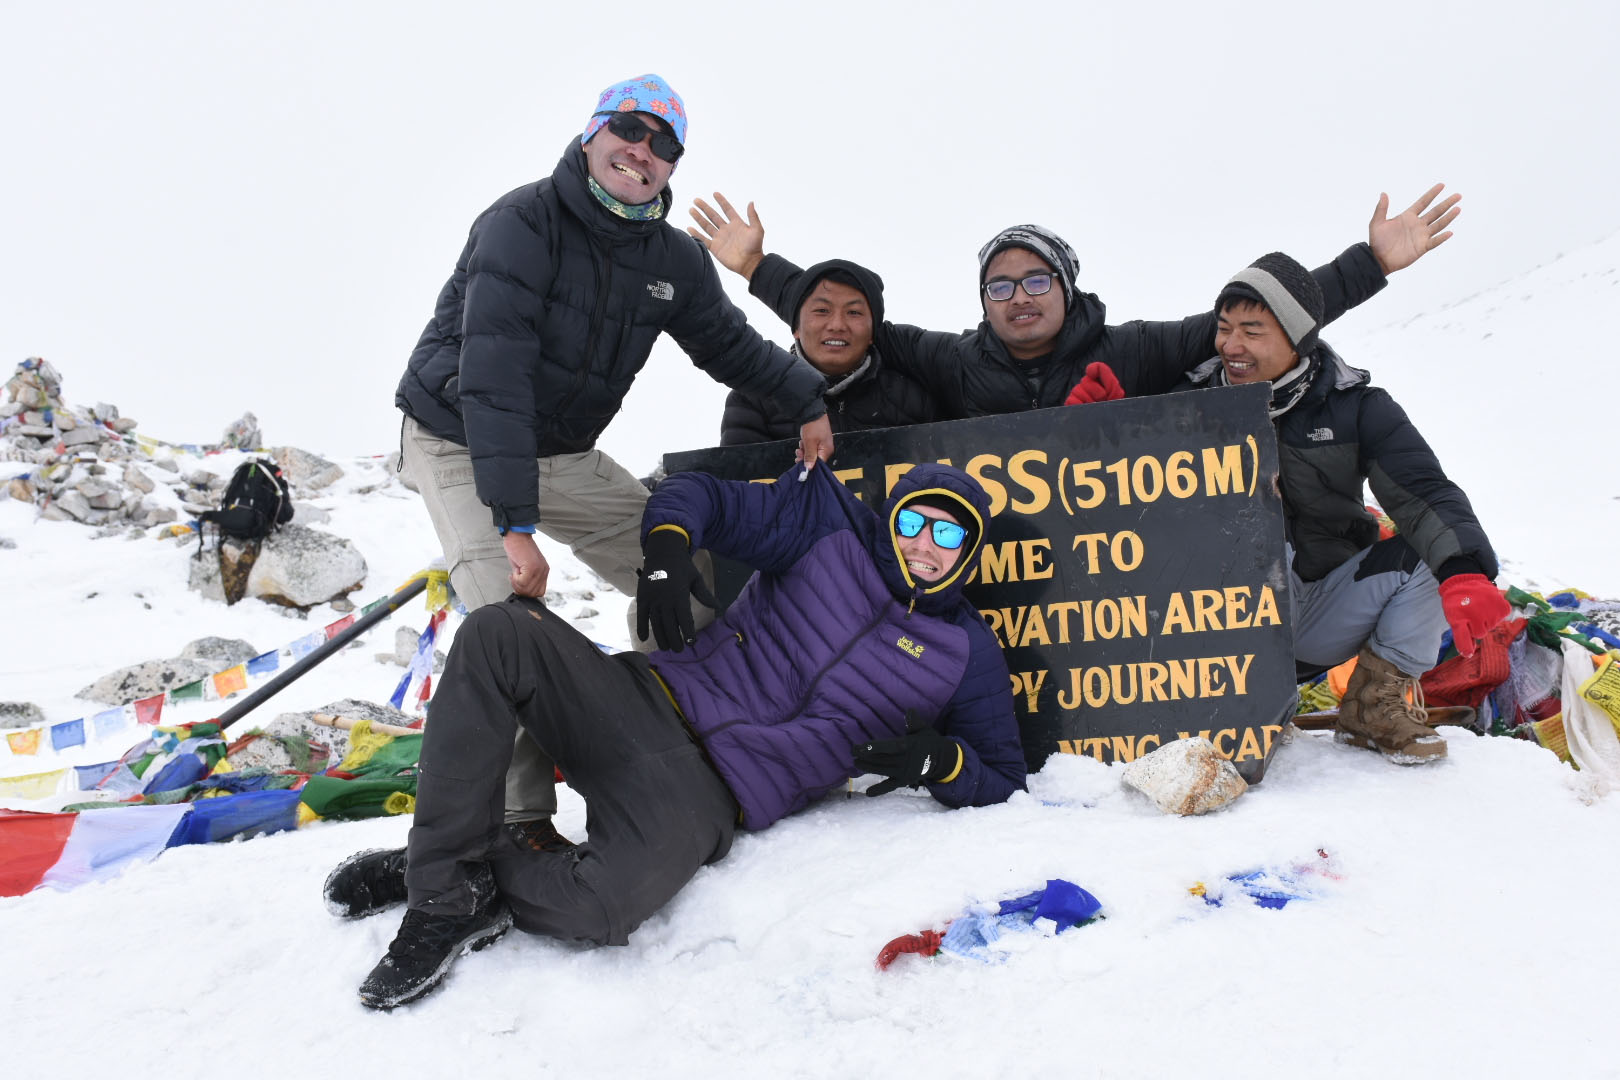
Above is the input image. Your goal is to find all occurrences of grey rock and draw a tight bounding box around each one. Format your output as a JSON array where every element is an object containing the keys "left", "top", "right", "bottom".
[
  {"left": 184, "top": 469, "right": 215, "bottom": 488},
  {"left": 55, "top": 413, "right": 78, "bottom": 431},
  {"left": 248, "top": 524, "right": 366, "bottom": 607},
  {"left": 14, "top": 424, "right": 54, "bottom": 438},
  {"left": 123, "top": 464, "right": 155, "bottom": 493},
  {"left": 92, "top": 402, "right": 119, "bottom": 422},
  {"left": 0, "top": 536, "right": 15, "bottom": 549},
  {"left": 140, "top": 501, "right": 177, "bottom": 527},
  {"left": 0, "top": 402, "right": 21, "bottom": 418},
  {"left": 152, "top": 457, "right": 179, "bottom": 473},
  {"left": 330, "top": 596, "right": 355, "bottom": 613},
  {"left": 77, "top": 657, "right": 219, "bottom": 705},
  {"left": 141, "top": 502, "right": 177, "bottom": 526},
  {"left": 1121, "top": 737, "right": 1249, "bottom": 816},
  {"left": 54, "top": 490, "right": 94, "bottom": 521},
  {"left": 38, "top": 503, "right": 73, "bottom": 522},
  {"left": 0, "top": 702, "right": 46, "bottom": 729},
  {"left": 60, "top": 426, "right": 103, "bottom": 446},
  {"left": 187, "top": 523, "right": 366, "bottom": 609},
  {"left": 271, "top": 445, "right": 343, "bottom": 491},
  {"left": 291, "top": 500, "right": 330, "bottom": 525},
  {"left": 221, "top": 411, "right": 260, "bottom": 450},
  {"left": 179, "top": 636, "right": 260, "bottom": 666},
  {"left": 111, "top": 417, "right": 138, "bottom": 433}
]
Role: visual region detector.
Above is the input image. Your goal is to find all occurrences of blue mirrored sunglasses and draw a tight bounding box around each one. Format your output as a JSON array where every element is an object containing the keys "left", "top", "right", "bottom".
[{"left": 896, "top": 507, "right": 968, "bottom": 550}]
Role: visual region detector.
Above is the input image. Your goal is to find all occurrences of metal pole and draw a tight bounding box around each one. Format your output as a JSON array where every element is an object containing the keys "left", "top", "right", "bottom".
[{"left": 217, "top": 575, "right": 430, "bottom": 734}]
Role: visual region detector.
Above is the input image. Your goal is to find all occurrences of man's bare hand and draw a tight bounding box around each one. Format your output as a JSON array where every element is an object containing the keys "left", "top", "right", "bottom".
[
  {"left": 504, "top": 531, "right": 549, "bottom": 598},
  {"left": 797, "top": 413, "right": 834, "bottom": 472},
  {"left": 1369, "top": 183, "right": 1461, "bottom": 275},
  {"left": 688, "top": 193, "right": 766, "bottom": 280}
]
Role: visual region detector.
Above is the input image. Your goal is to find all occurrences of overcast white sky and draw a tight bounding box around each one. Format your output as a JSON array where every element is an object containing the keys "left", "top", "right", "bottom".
[{"left": 3, "top": 1, "right": 1615, "bottom": 472}]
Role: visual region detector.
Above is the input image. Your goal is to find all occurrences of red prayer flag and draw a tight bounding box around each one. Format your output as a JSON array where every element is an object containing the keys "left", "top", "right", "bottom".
[
  {"left": 133, "top": 694, "right": 164, "bottom": 726},
  {"left": 325, "top": 614, "right": 356, "bottom": 639}
]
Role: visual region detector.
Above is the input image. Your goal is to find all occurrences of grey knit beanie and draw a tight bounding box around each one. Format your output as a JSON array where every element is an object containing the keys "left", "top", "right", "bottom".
[{"left": 1215, "top": 252, "right": 1324, "bottom": 355}]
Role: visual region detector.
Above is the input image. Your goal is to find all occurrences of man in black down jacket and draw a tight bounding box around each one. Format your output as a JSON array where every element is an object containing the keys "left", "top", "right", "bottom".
[
  {"left": 718, "top": 258, "right": 938, "bottom": 445},
  {"left": 686, "top": 187, "right": 1460, "bottom": 417},
  {"left": 1183, "top": 253, "right": 1509, "bottom": 766},
  {"left": 394, "top": 74, "right": 832, "bottom": 850}
]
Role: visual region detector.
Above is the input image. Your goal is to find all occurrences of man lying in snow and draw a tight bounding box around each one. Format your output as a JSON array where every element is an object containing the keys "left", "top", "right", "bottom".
[
  {"left": 325, "top": 462, "right": 1027, "bottom": 1009},
  {"left": 1180, "top": 252, "right": 1510, "bottom": 764}
]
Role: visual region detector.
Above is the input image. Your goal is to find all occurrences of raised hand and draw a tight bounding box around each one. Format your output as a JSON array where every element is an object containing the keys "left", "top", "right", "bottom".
[
  {"left": 1369, "top": 183, "right": 1461, "bottom": 274},
  {"left": 687, "top": 192, "right": 766, "bottom": 280}
]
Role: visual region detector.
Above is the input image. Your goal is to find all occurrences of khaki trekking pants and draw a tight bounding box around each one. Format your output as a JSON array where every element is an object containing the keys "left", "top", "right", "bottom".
[{"left": 400, "top": 417, "right": 713, "bottom": 823}]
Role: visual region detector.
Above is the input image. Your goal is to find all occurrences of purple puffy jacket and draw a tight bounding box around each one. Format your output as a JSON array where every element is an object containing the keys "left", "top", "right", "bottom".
[{"left": 645, "top": 462, "right": 1026, "bottom": 829}]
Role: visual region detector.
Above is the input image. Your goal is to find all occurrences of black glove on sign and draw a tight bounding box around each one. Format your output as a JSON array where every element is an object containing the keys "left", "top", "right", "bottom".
[
  {"left": 635, "top": 528, "right": 719, "bottom": 652},
  {"left": 853, "top": 710, "right": 962, "bottom": 796}
]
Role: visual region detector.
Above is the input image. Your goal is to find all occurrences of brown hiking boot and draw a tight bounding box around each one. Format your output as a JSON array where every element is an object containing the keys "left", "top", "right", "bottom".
[
  {"left": 1335, "top": 646, "right": 1447, "bottom": 765},
  {"left": 505, "top": 819, "right": 577, "bottom": 855}
]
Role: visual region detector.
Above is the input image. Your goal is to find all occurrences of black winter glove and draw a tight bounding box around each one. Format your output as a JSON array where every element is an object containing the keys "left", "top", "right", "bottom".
[
  {"left": 635, "top": 528, "right": 719, "bottom": 652},
  {"left": 853, "top": 713, "right": 962, "bottom": 797}
]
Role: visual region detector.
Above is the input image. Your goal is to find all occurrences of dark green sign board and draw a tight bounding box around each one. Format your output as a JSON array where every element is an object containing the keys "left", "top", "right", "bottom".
[{"left": 664, "top": 383, "right": 1294, "bottom": 781}]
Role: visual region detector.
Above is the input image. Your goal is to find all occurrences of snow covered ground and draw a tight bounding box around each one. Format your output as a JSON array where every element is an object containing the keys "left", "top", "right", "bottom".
[{"left": 3, "top": 236, "right": 1619, "bottom": 1078}]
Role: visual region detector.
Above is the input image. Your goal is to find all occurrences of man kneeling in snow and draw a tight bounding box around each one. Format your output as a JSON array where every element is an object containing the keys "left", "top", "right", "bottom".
[
  {"left": 1181, "top": 253, "right": 1510, "bottom": 764},
  {"left": 325, "top": 462, "right": 1027, "bottom": 1009}
]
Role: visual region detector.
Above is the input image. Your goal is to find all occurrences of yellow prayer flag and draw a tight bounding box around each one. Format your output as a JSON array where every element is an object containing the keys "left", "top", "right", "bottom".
[
  {"left": 5, "top": 728, "right": 43, "bottom": 756},
  {"left": 0, "top": 767, "right": 67, "bottom": 798},
  {"left": 212, "top": 665, "right": 249, "bottom": 698},
  {"left": 1577, "top": 654, "right": 1620, "bottom": 737}
]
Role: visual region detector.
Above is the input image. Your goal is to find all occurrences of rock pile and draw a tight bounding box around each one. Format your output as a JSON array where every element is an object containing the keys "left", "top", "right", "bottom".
[{"left": 1, "top": 357, "right": 347, "bottom": 534}]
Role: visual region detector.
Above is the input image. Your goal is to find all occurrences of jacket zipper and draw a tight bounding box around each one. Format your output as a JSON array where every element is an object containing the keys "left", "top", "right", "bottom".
[{"left": 702, "top": 604, "right": 891, "bottom": 737}]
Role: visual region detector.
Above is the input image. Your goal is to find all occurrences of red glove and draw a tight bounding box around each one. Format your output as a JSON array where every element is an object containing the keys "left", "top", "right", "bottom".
[
  {"left": 1064, "top": 362, "right": 1125, "bottom": 406},
  {"left": 1437, "top": 574, "right": 1510, "bottom": 658}
]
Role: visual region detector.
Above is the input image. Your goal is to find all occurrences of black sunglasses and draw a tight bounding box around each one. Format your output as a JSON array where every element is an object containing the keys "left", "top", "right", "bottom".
[
  {"left": 594, "top": 111, "right": 684, "bottom": 164},
  {"left": 983, "top": 272, "right": 1055, "bottom": 302}
]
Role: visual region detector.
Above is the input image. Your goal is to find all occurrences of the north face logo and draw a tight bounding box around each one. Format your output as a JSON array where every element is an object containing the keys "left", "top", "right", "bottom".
[
  {"left": 1307, "top": 427, "right": 1334, "bottom": 442},
  {"left": 647, "top": 280, "right": 674, "bottom": 301},
  {"left": 896, "top": 635, "right": 924, "bottom": 659}
]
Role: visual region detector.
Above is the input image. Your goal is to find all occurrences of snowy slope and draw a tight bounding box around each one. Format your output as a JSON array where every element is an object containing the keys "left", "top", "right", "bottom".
[
  {"left": 4, "top": 237, "right": 1620, "bottom": 1078},
  {"left": 1337, "top": 229, "right": 1620, "bottom": 595}
]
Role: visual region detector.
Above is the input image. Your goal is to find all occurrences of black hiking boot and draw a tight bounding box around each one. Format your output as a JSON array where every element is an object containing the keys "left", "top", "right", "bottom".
[
  {"left": 505, "top": 818, "right": 578, "bottom": 855},
  {"left": 324, "top": 847, "right": 409, "bottom": 919},
  {"left": 359, "top": 863, "right": 511, "bottom": 1011}
]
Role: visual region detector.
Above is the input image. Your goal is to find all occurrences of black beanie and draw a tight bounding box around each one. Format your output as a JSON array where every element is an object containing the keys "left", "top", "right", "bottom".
[
  {"left": 1215, "top": 252, "right": 1324, "bottom": 356},
  {"left": 787, "top": 259, "right": 885, "bottom": 332}
]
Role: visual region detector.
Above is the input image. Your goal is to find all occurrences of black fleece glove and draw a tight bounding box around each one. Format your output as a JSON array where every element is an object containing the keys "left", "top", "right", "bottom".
[
  {"left": 853, "top": 716, "right": 962, "bottom": 797},
  {"left": 635, "top": 528, "right": 719, "bottom": 652}
]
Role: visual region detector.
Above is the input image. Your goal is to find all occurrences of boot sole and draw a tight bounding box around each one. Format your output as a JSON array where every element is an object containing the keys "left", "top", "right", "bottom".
[
  {"left": 323, "top": 848, "right": 409, "bottom": 920},
  {"left": 1334, "top": 729, "right": 1447, "bottom": 765},
  {"left": 359, "top": 905, "right": 514, "bottom": 1011}
]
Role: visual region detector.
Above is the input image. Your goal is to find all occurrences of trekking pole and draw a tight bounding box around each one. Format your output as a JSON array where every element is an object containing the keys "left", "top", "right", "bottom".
[{"left": 216, "top": 574, "right": 430, "bottom": 735}]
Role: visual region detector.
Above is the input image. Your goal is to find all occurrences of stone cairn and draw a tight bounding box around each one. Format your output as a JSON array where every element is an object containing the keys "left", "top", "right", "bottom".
[{"left": 1, "top": 357, "right": 341, "bottom": 534}]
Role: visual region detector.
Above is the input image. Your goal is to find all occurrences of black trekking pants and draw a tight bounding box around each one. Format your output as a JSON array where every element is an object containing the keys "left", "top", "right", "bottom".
[{"left": 403, "top": 597, "right": 737, "bottom": 945}]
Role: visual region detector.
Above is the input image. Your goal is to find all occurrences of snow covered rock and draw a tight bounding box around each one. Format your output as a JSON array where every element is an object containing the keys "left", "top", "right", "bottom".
[
  {"left": 272, "top": 445, "right": 343, "bottom": 491},
  {"left": 0, "top": 702, "right": 46, "bottom": 729},
  {"left": 1121, "top": 736, "right": 1249, "bottom": 815},
  {"left": 187, "top": 523, "right": 366, "bottom": 609},
  {"left": 179, "top": 636, "right": 260, "bottom": 666},
  {"left": 77, "top": 657, "right": 219, "bottom": 705}
]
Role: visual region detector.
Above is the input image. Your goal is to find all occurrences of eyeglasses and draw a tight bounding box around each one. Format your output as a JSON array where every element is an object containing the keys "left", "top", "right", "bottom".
[
  {"left": 594, "top": 111, "right": 684, "bottom": 163},
  {"left": 896, "top": 508, "right": 968, "bottom": 550},
  {"left": 982, "top": 273, "right": 1055, "bottom": 302}
]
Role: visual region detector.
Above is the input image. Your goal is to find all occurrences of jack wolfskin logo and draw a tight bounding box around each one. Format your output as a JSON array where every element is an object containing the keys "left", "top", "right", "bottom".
[
  {"left": 1307, "top": 427, "right": 1334, "bottom": 442},
  {"left": 896, "top": 635, "right": 924, "bottom": 659},
  {"left": 647, "top": 280, "right": 674, "bottom": 301}
]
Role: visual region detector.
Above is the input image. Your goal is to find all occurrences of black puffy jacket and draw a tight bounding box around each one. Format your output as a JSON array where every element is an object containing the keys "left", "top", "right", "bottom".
[
  {"left": 719, "top": 344, "right": 939, "bottom": 445},
  {"left": 1184, "top": 346, "right": 1497, "bottom": 584},
  {"left": 747, "top": 245, "right": 1389, "bottom": 418},
  {"left": 395, "top": 143, "right": 826, "bottom": 529}
]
